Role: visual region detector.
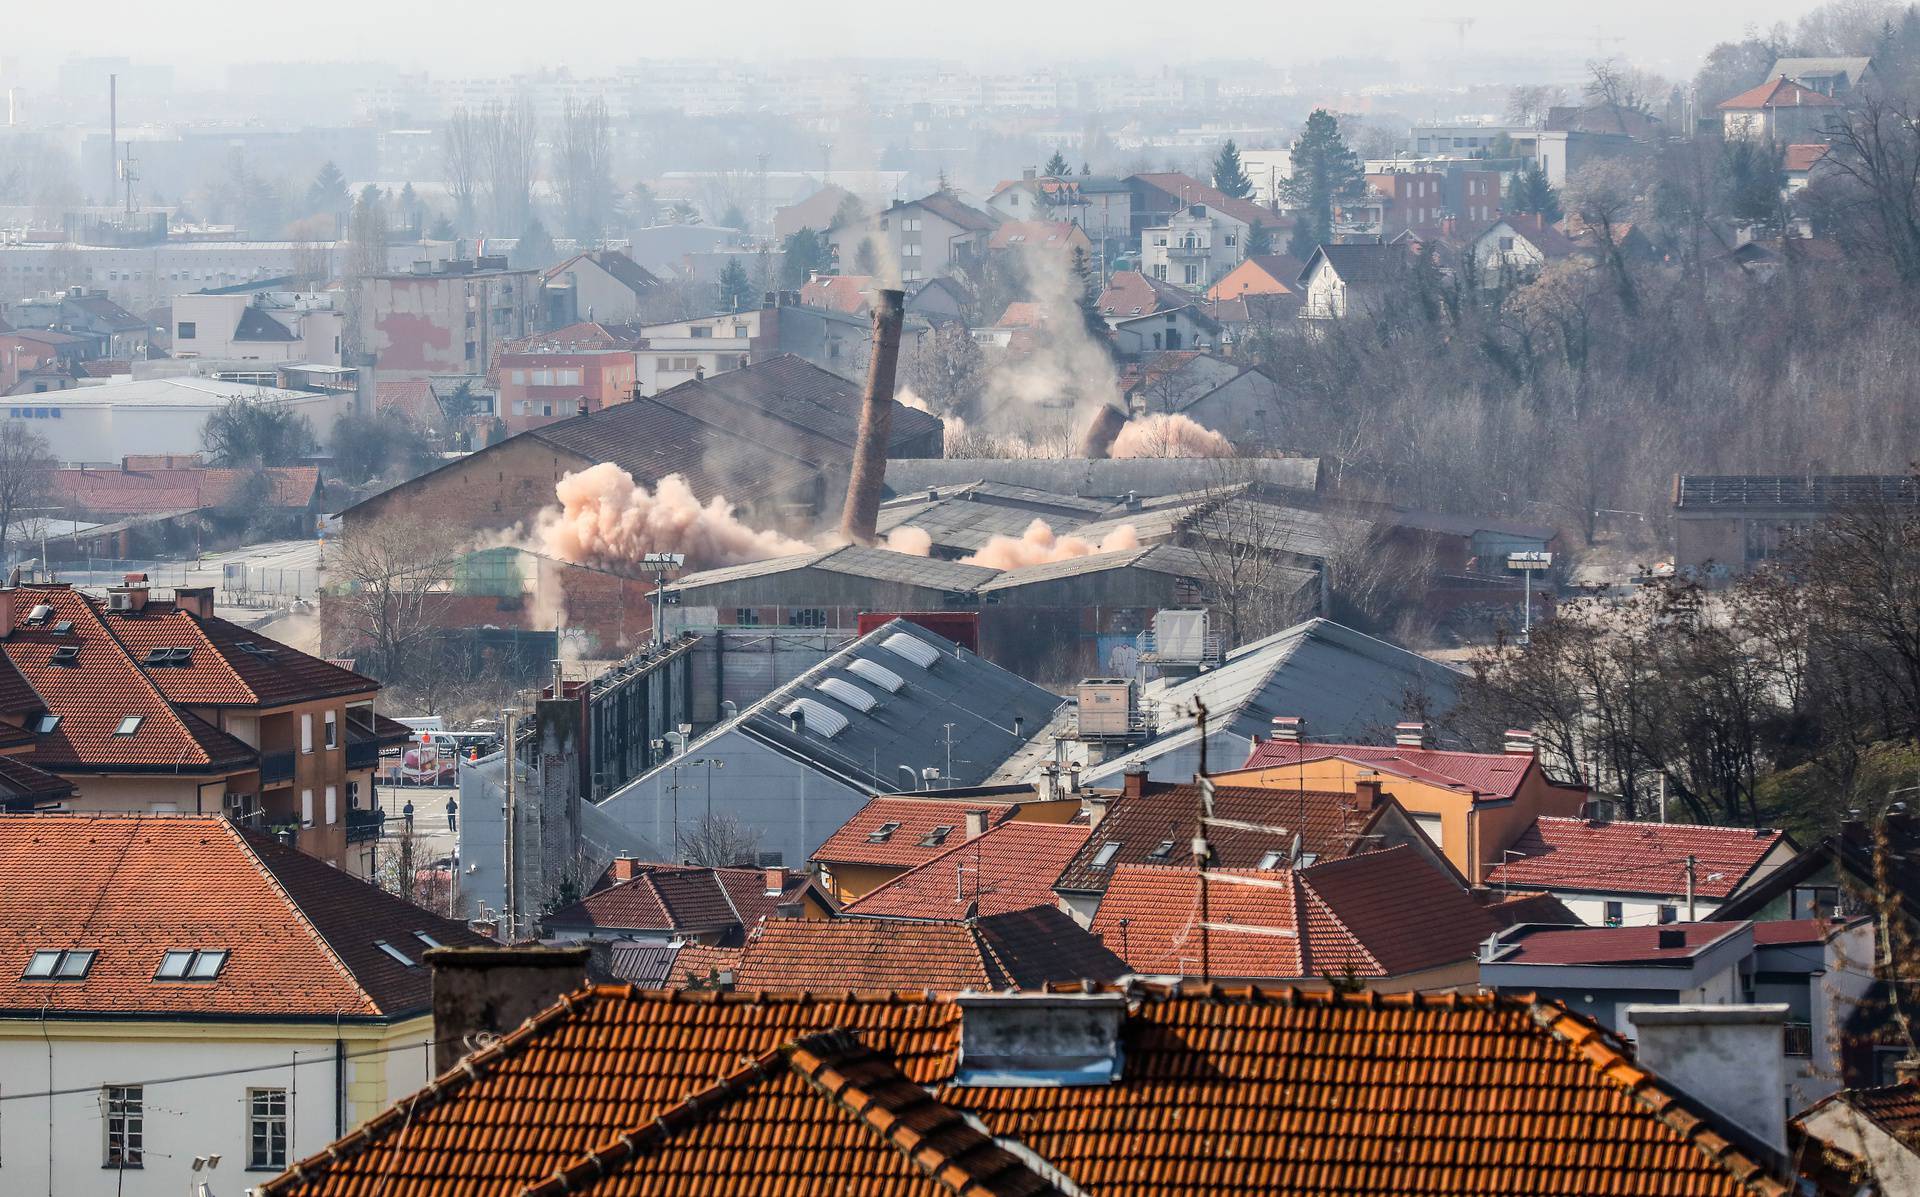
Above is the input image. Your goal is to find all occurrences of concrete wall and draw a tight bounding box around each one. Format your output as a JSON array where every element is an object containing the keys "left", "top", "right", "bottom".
[{"left": 6, "top": 389, "right": 352, "bottom": 466}]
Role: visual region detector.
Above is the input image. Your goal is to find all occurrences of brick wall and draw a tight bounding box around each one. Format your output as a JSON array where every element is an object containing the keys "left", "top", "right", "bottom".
[{"left": 345, "top": 437, "right": 591, "bottom": 542}]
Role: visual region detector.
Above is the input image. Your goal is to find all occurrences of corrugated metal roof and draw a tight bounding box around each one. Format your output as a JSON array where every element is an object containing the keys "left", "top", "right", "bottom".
[
  {"left": 525, "top": 394, "right": 823, "bottom": 508},
  {"left": 977, "top": 543, "right": 1217, "bottom": 590},
  {"left": 884, "top": 457, "right": 1319, "bottom": 499},
  {"left": 667, "top": 546, "right": 1000, "bottom": 595},
  {"left": 652, "top": 354, "right": 941, "bottom": 466}
]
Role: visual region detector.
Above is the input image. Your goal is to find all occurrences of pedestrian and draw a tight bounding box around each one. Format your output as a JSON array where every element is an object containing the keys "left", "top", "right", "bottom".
[
  {"left": 402, "top": 799, "right": 415, "bottom": 832},
  {"left": 446, "top": 795, "right": 458, "bottom": 833}
]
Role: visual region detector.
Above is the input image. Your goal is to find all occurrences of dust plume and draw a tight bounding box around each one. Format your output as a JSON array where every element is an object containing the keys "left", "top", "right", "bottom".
[
  {"left": 898, "top": 386, "right": 970, "bottom": 441},
  {"left": 962, "top": 518, "right": 1141, "bottom": 570},
  {"left": 884, "top": 526, "right": 933, "bottom": 555},
  {"left": 1109, "top": 413, "right": 1234, "bottom": 459},
  {"left": 976, "top": 240, "right": 1121, "bottom": 426},
  {"left": 535, "top": 463, "right": 812, "bottom": 571}
]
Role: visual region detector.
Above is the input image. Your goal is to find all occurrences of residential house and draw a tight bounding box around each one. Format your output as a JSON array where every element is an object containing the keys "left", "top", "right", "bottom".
[
  {"left": 1357, "top": 172, "right": 1450, "bottom": 240},
  {"left": 1122, "top": 350, "right": 1290, "bottom": 444},
  {"left": 830, "top": 191, "right": 997, "bottom": 285},
  {"left": 494, "top": 349, "right": 637, "bottom": 433},
  {"left": 987, "top": 173, "right": 1135, "bottom": 257},
  {"left": 0, "top": 812, "right": 490, "bottom": 1197},
  {"left": 1206, "top": 253, "right": 1306, "bottom": 302},
  {"left": 599, "top": 619, "right": 1064, "bottom": 869},
  {"left": 905, "top": 276, "right": 969, "bottom": 323},
  {"left": 1748, "top": 918, "right": 1882, "bottom": 1111},
  {"left": 1096, "top": 269, "right": 1197, "bottom": 322},
  {"left": 1140, "top": 204, "right": 1251, "bottom": 291},
  {"left": 1484, "top": 816, "right": 1796, "bottom": 926},
  {"left": 1054, "top": 770, "right": 1456, "bottom": 925},
  {"left": 1796, "top": 1078, "right": 1920, "bottom": 1192},
  {"left": 798, "top": 273, "right": 874, "bottom": 315},
  {"left": 1469, "top": 215, "right": 1581, "bottom": 287},
  {"left": 1108, "top": 304, "right": 1223, "bottom": 355},
  {"left": 1078, "top": 619, "right": 1464, "bottom": 789},
  {"left": 253, "top": 978, "right": 1828, "bottom": 1197},
  {"left": 1785, "top": 143, "right": 1832, "bottom": 192},
  {"left": 542, "top": 861, "right": 832, "bottom": 943},
  {"left": 1221, "top": 724, "right": 1590, "bottom": 885},
  {"left": 0, "top": 328, "right": 89, "bottom": 392},
  {"left": 1768, "top": 56, "right": 1876, "bottom": 98},
  {"left": 1720, "top": 78, "right": 1842, "bottom": 143},
  {"left": 360, "top": 256, "right": 540, "bottom": 380},
  {"left": 10, "top": 286, "right": 150, "bottom": 359},
  {"left": 772, "top": 183, "right": 855, "bottom": 240},
  {"left": 539, "top": 249, "right": 660, "bottom": 327},
  {"left": 987, "top": 219, "right": 1091, "bottom": 258},
  {"left": 841, "top": 820, "right": 1091, "bottom": 920},
  {"left": 1296, "top": 243, "right": 1405, "bottom": 321},
  {"left": 1670, "top": 475, "right": 1919, "bottom": 576},
  {"left": 811, "top": 791, "right": 1083, "bottom": 902},
  {"left": 170, "top": 291, "right": 343, "bottom": 365},
  {"left": 1089, "top": 847, "right": 1499, "bottom": 989},
  {"left": 1126, "top": 172, "right": 1285, "bottom": 246}
]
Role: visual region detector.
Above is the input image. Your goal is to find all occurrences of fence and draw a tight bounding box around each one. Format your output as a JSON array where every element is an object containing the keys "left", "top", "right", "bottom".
[{"left": 14, "top": 558, "right": 321, "bottom": 610}]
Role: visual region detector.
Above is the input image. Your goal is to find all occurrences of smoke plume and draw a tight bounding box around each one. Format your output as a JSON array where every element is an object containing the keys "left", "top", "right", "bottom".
[
  {"left": 898, "top": 386, "right": 970, "bottom": 441},
  {"left": 536, "top": 464, "right": 812, "bottom": 571},
  {"left": 962, "top": 518, "right": 1141, "bottom": 570},
  {"left": 977, "top": 240, "right": 1121, "bottom": 426},
  {"left": 884, "top": 526, "right": 933, "bottom": 555},
  {"left": 1108, "top": 413, "right": 1235, "bottom": 459}
]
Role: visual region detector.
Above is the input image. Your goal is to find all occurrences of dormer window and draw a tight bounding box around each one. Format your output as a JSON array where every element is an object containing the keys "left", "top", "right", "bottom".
[{"left": 23, "top": 948, "right": 95, "bottom": 979}]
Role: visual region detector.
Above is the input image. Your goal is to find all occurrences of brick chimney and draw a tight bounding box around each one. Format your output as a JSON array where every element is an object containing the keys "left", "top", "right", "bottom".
[
  {"left": 1353, "top": 775, "right": 1382, "bottom": 812},
  {"left": 1269, "top": 716, "right": 1304, "bottom": 743},
  {"left": 1121, "top": 769, "right": 1149, "bottom": 800},
  {"left": 427, "top": 946, "right": 590, "bottom": 1072},
  {"left": 174, "top": 586, "right": 214, "bottom": 619},
  {"left": 1393, "top": 721, "right": 1432, "bottom": 750},
  {"left": 609, "top": 856, "right": 641, "bottom": 884},
  {"left": 762, "top": 866, "right": 785, "bottom": 896},
  {"left": 964, "top": 808, "right": 991, "bottom": 839}
]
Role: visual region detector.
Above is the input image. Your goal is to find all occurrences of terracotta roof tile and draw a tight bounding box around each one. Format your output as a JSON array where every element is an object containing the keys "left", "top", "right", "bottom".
[
  {"left": 1719, "top": 76, "right": 1840, "bottom": 109},
  {"left": 549, "top": 865, "right": 814, "bottom": 939},
  {"left": 104, "top": 600, "right": 378, "bottom": 708},
  {"left": 814, "top": 797, "right": 1016, "bottom": 870},
  {"left": 799, "top": 273, "right": 875, "bottom": 314},
  {"left": 0, "top": 813, "right": 488, "bottom": 1018},
  {"left": 1804, "top": 1081, "right": 1920, "bottom": 1149},
  {"left": 845, "top": 822, "right": 1090, "bottom": 919},
  {"left": 680, "top": 916, "right": 1009, "bottom": 991},
  {"left": 1241, "top": 738, "right": 1543, "bottom": 801},
  {"left": 53, "top": 466, "right": 320, "bottom": 515},
  {"left": 1486, "top": 817, "right": 1787, "bottom": 899},
  {"left": 259, "top": 983, "right": 1797, "bottom": 1197}
]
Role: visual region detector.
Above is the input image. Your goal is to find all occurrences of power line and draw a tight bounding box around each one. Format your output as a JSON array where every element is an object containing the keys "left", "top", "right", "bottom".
[{"left": 0, "top": 1032, "right": 465, "bottom": 1103}]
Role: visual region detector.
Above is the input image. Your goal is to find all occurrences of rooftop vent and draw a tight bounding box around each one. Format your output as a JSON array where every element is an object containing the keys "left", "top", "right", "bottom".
[
  {"left": 845, "top": 658, "right": 904, "bottom": 693},
  {"left": 779, "top": 698, "right": 848, "bottom": 738},
  {"left": 954, "top": 992, "right": 1127, "bottom": 1087},
  {"left": 880, "top": 632, "right": 939, "bottom": 670},
  {"left": 815, "top": 677, "right": 878, "bottom": 712},
  {"left": 1657, "top": 928, "right": 1687, "bottom": 950}
]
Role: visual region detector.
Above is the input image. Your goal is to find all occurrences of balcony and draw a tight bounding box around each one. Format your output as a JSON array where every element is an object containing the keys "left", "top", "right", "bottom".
[
  {"left": 346, "top": 807, "right": 387, "bottom": 845},
  {"left": 260, "top": 751, "right": 296, "bottom": 785},
  {"left": 346, "top": 736, "right": 381, "bottom": 771},
  {"left": 1167, "top": 241, "right": 1211, "bottom": 259}
]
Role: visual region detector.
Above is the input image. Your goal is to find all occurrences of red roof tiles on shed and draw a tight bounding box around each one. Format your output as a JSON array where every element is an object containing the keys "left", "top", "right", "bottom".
[
  {"left": 1485, "top": 817, "right": 1787, "bottom": 899},
  {"left": 843, "top": 821, "right": 1090, "bottom": 920}
]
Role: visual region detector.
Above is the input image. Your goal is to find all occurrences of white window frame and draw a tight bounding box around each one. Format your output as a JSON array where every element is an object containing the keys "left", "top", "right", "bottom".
[
  {"left": 324, "top": 710, "right": 337, "bottom": 750},
  {"left": 301, "top": 789, "right": 313, "bottom": 827},
  {"left": 104, "top": 1085, "right": 143, "bottom": 1168},
  {"left": 324, "top": 785, "right": 337, "bottom": 825},
  {"left": 300, "top": 713, "right": 313, "bottom": 754},
  {"left": 248, "top": 1087, "right": 288, "bottom": 1170}
]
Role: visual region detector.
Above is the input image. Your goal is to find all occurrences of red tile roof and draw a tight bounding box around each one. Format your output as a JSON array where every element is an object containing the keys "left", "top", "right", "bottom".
[
  {"left": 1719, "top": 77, "right": 1840, "bottom": 109},
  {"left": 1752, "top": 918, "right": 1849, "bottom": 946},
  {"left": 1801, "top": 1081, "right": 1920, "bottom": 1150},
  {"left": 987, "top": 220, "right": 1086, "bottom": 252},
  {"left": 798, "top": 273, "right": 875, "bottom": 314},
  {"left": 814, "top": 796, "right": 1016, "bottom": 870},
  {"left": 2, "top": 586, "right": 256, "bottom": 773},
  {"left": 374, "top": 378, "right": 442, "bottom": 422},
  {"left": 844, "top": 822, "right": 1090, "bottom": 919},
  {"left": 1784, "top": 143, "right": 1831, "bottom": 172},
  {"left": 1485, "top": 817, "right": 1787, "bottom": 899},
  {"left": 1240, "top": 738, "right": 1548, "bottom": 802},
  {"left": 0, "top": 813, "right": 489, "bottom": 1018},
  {"left": 1490, "top": 921, "right": 1747, "bottom": 965},
  {"left": 104, "top": 599, "right": 378, "bottom": 708},
  {"left": 258, "top": 982, "right": 1799, "bottom": 1196},
  {"left": 1089, "top": 846, "right": 1497, "bottom": 980},
  {"left": 549, "top": 864, "right": 814, "bottom": 940},
  {"left": 1131, "top": 172, "right": 1283, "bottom": 229},
  {"left": 1096, "top": 270, "right": 1194, "bottom": 319},
  {"left": 52, "top": 465, "right": 321, "bottom": 515},
  {"left": 994, "top": 300, "right": 1049, "bottom": 328}
]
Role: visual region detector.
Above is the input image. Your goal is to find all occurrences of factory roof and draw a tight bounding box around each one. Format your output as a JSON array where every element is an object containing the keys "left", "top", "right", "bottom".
[
  {"left": 649, "top": 353, "right": 942, "bottom": 464},
  {"left": 976, "top": 543, "right": 1214, "bottom": 590},
  {"left": 666, "top": 545, "right": 1001, "bottom": 594},
  {"left": 884, "top": 456, "right": 1320, "bottom": 499}
]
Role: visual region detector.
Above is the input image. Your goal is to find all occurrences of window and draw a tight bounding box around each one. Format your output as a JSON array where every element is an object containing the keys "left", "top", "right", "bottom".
[
  {"left": 301, "top": 789, "right": 313, "bottom": 827},
  {"left": 920, "top": 826, "right": 953, "bottom": 847},
  {"left": 734, "top": 608, "right": 761, "bottom": 627},
  {"left": 155, "top": 949, "right": 227, "bottom": 980},
  {"left": 324, "top": 710, "right": 337, "bottom": 749},
  {"left": 50, "top": 645, "right": 79, "bottom": 665},
  {"left": 1603, "top": 901, "right": 1624, "bottom": 927},
  {"left": 1090, "top": 841, "right": 1121, "bottom": 869},
  {"left": 34, "top": 714, "right": 59, "bottom": 734},
  {"left": 1658, "top": 905, "right": 1678, "bottom": 925},
  {"left": 1146, "top": 839, "right": 1176, "bottom": 862},
  {"left": 1255, "top": 849, "right": 1286, "bottom": 870},
  {"left": 788, "top": 608, "right": 827, "bottom": 628},
  {"left": 105, "top": 1085, "right": 143, "bottom": 1167},
  {"left": 176, "top": 321, "right": 196, "bottom": 339},
  {"left": 114, "top": 716, "right": 142, "bottom": 736},
  {"left": 324, "top": 785, "right": 337, "bottom": 825},
  {"left": 301, "top": 713, "right": 313, "bottom": 753},
  {"left": 375, "top": 940, "right": 415, "bottom": 967},
  {"left": 866, "top": 821, "right": 901, "bottom": 843},
  {"left": 248, "top": 1088, "right": 288, "bottom": 1170},
  {"left": 690, "top": 326, "right": 712, "bottom": 338},
  {"left": 23, "top": 948, "right": 94, "bottom": 980},
  {"left": 1411, "top": 813, "right": 1445, "bottom": 849},
  {"left": 412, "top": 931, "right": 444, "bottom": 949}
]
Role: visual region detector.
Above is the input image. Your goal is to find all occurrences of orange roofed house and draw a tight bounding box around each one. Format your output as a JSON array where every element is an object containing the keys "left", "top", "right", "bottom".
[
  {"left": 255, "top": 970, "right": 1847, "bottom": 1196},
  {"left": 0, "top": 578, "right": 412, "bottom": 874},
  {"left": 0, "top": 813, "right": 491, "bottom": 1197},
  {"left": 810, "top": 792, "right": 1083, "bottom": 903}
]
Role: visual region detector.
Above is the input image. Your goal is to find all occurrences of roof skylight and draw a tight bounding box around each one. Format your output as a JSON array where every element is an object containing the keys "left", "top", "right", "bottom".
[
  {"left": 815, "top": 677, "right": 877, "bottom": 712},
  {"left": 845, "top": 658, "right": 905, "bottom": 693},
  {"left": 34, "top": 714, "right": 59, "bottom": 734},
  {"left": 114, "top": 716, "right": 143, "bottom": 736},
  {"left": 24, "top": 948, "right": 95, "bottom": 980},
  {"left": 867, "top": 821, "right": 901, "bottom": 843},
  {"left": 1090, "top": 841, "right": 1121, "bottom": 869},
  {"left": 920, "top": 826, "right": 953, "bottom": 847},
  {"left": 779, "top": 698, "right": 848, "bottom": 738},
  {"left": 375, "top": 940, "right": 415, "bottom": 967},
  {"left": 879, "top": 632, "right": 939, "bottom": 669},
  {"left": 155, "top": 949, "right": 227, "bottom": 980}
]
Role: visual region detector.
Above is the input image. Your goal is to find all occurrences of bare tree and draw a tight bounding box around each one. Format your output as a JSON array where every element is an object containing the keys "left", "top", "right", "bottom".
[
  {"left": 1505, "top": 84, "right": 1567, "bottom": 126},
  {"left": 0, "top": 424, "right": 54, "bottom": 564},
  {"left": 1176, "top": 470, "right": 1323, "bottom": 646},
  {"left": 1805, "top": 92, "right": 1920, "bottom": 287},
  {"left": 1566, "top": 158, "right": 1643, "bottom": 314},
  {"left": 555, "top": 96, "right": 614, "bottom": 242},
  {"left": 1583, "top": 59, "right": 1668, "bottom": 118},
  {"left": 324, "top": 518, "right": 462, "bottom": 684},
  {"left": 480, "top": 96, "right": 539, "bottom": 235},
  {"left": 677, "top": 813, "right": 761, "bottom": 867},
  {"left": 443, "top": 108, "right": 482, "bottom": 232}
]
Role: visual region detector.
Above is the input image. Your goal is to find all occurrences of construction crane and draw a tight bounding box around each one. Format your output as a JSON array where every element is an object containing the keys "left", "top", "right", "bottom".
[
  {"left": 1426, "top": 16, "right": 1476, "bottom": 52},
  {"left": 1588, "top": 26, "right": 1627, "bottom": 54}
]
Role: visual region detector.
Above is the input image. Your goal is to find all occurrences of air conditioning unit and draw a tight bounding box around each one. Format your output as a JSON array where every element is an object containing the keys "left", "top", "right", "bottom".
[{"left": 106, "top": 591, "right": 133, "bottom": 611}]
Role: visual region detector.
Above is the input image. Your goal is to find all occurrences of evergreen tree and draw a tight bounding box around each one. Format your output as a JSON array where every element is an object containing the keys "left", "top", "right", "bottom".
[
  {"left": 427, "top": 214, "right": 455, "bottom": 240},
  {"left": 1043, "top": 149, "right": 1072, "bottom": 178},
  {"left": 1072, "top": 246, "right": 1113, "bottom": 351},
  {"left": 1246, "top": 222, "right": 1273, "bottom": 256},
  {"left": 779, "top": 228, "right": 831, "bottom": 287},
  {"left": 1506, "top": 161, "right": 1563, "bottom": 223},
  {"left": 398, "top": 182, "right": 421, "bottom": 232},
  {"left": 510, "top": 219, "right": 556, "bottom": 270},
  {"left": 831, "top": 193, "right": 867, "bottom": 231},
  {"left": 1212, "top": 139, "right": 1254, "bottom": 200},
  {"left": 306, "top": 161, "right": 349, "bottom": 222},
  {"left": 1279, "top": 112, "right": 1363, "bottom": 259},
  {"left": 717, "top": 259, "right": 753, "bottom": 312}
]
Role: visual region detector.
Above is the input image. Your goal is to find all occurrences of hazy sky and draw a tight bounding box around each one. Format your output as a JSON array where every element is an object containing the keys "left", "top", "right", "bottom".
[{"left": 11, "top": 0, "right": 1823, "bottom": 81}]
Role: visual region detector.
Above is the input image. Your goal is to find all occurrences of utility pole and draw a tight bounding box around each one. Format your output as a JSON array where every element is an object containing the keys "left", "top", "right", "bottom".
[
  {"left": 502, "top": 707, "right": 517, "bottom": 942},
  {"left": 1684, "top": 854, "right": 1697, "bottom": 921},
  {"left": 108, "top": 74, "right": 117, "bottom": 206},
  {"left": 1192, "top": 699, "right": 1211, "bottom": 984}
]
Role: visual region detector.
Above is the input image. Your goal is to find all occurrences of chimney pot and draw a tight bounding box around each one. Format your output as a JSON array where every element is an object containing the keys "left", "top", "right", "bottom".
[
  {"left": 1503, "top": 728, "right": 1536, "bottom": 756},
  {"left": 1393, "top": 721, "right": 1432, "bottom": 750},
  {"left": 1122, "top": 768, "right": 1149, "bottom": 800},
  {"left": 1353, "top": 776, "right": 1382, "bottom": 812},
  {"left": 610, "top": 856, "right": 640, "bottom": 883}
]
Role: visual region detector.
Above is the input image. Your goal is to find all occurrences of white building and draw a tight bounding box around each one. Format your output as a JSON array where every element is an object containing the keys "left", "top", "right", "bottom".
[
  {"left": 1139, "top": 203, "right": 1251, "bottom": 292},
  {"left": 0, "top": 813, "right": 489, "bottom": 1197},
  {"left": 2, "top": 376, "right": 352, "bottom": 465},
  {"left": 171, "top": 291, "right": 345, "bottom": 365},
  {"left": 632, "top": 310, "right": 767, "bottom": 397}
]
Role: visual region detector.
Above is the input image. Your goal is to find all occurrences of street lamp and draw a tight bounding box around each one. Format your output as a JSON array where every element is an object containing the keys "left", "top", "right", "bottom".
[
  {"left": 190, "top": 1153, "right": 221, "bottom": 1195},
  {"left": 663, "top": 726, "right": 691, "bottom": 855},
  {"left": 687, "top": 756, "right": 725, "bottom": 820}
]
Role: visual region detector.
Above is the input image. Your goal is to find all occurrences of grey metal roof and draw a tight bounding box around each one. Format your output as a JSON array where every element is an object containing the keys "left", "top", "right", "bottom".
[
  {"left": 1673, "top": 475, "right": 1919, "bottom": 512},
  {"left": 647, "top": 618, "right": 1063, "bottom": 794},
  {"left": 884, "top": 457, "right": 1320, "bottom": 499},
  {"left": 665, "top": 545, "right": 1001, "bottom": 595},
  {"left": 977, "top": 543, "right": 1214, "bottom": 590},
  {"left": 1085, "top": 618, "right": 1463, "bottom": 778},
  {"left": 875, "top": 499, "right": 1063, "bottom": 554}
]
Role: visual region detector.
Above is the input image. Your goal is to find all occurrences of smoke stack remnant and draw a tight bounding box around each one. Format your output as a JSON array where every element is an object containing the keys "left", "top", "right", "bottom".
[
  {"left": 1079, "top": 404, "right": 1129, "bottom": 459},
  {"left": 839, "top": 287, "right": 907, "bottom": 545}
]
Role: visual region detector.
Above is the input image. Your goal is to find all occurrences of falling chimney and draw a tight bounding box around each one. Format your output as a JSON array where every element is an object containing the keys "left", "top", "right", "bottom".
[
  {"left": 964, "top": 808, "right": 991, "bottom": 839},
  {"left": 1393, "top": 721, "right": 1431, "bottom": 750},
  {"left": 173, "top": 586, "right": 214, "bottom": 619},
  {"left": 838, "top": 287, "right": 906, "bottom": 545},
  {"left": 1078, "top": 404, "right": 1127, "bottom": 459},
  {"left": 1503, "top": 728, "right": 1536, "bottom": 756},
  {"left": 427, "top": 946, "right": 590, "bottom": 1072},
  {"left": 1270, "top": 716, "right": 1304, "bottom": 743}
]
